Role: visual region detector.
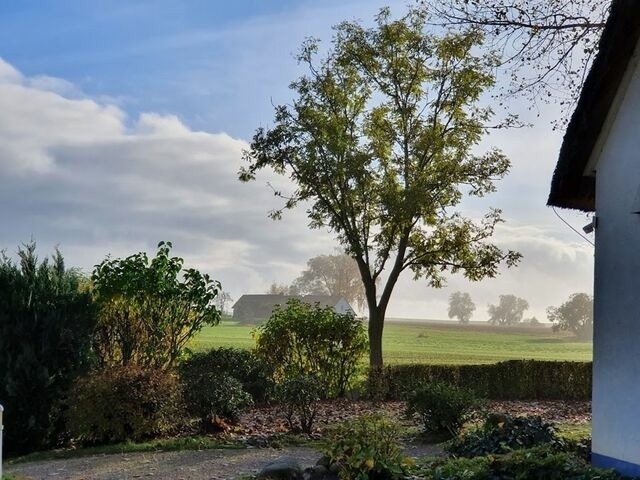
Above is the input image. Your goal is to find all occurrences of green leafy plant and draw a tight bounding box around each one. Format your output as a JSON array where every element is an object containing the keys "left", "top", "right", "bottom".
[
  {"left": 276, "top": 374, "right": 322, "bottom": 434},
  {"left": 254, "top": 299, "right": 367, "bottom": 397},
  {"left": 68, "top": 366, "right": 183, "bottom": 445},
  {"left": 91, "top": 241, "right": 221, "bottom": 369},
  {"left": 405, "top": 383, "right": 482, "bottom": 438},
  {"left": 324, "top": 414, "right": 408, "bottom": 480},
  {"left": 447, "top": 415, "right": 563, "bottom": 457},
  {"left": 0, "top": 242, "right": 96, "bottom": 454},
  {"left": 420, "top": 447, "right": 621, "bottom": 480},
  {"left": 179, "top": 348, "right": 274, "bottom": 403},
  {"left": 181, "top": 371, "right": 253, "bottom": 430}
]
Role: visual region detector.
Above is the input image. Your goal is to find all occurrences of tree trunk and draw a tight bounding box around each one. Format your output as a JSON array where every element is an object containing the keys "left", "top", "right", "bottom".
[{"left": 368, "top": 304, "right": 386, "bottom": 369}]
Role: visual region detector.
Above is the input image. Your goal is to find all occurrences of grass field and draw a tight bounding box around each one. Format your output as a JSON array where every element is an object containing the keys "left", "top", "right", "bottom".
[{"left": 193, "top": 318, "right": 592, "bottom": 365}]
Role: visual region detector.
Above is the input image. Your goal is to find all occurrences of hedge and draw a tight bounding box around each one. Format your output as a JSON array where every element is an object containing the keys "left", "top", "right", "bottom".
[{"left": 371, "top": 360, "right": 591, "bottom": 401}]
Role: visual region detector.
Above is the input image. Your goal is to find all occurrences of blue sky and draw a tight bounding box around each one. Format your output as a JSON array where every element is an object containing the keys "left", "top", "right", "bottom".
[{"left": 0, "top": 1, "right": 594, "bottom": 320}]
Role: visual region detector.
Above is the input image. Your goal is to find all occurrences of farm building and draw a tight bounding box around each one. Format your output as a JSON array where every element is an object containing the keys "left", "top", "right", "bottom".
[
  {"left": 232, "top": 294, "right": 354, "bottom": 323},
  {"left": 548, "top": 0, "right": 640, "bottom": 474}
]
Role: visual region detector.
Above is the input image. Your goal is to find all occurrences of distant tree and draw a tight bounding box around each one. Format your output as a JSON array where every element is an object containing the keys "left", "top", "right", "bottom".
[
  {"left": 423, "top": 0, "right": 610, "bottom": 124},
  {"left": 267, "top": 282, "right": 298, "bottom": 295},
  {"left": 215, "top": 290, "right": 234, "bottom": 316},
  {"left": 547, "top": 293, "right": 593, "bottom": 340},
  {"left": 0, "top": 242, "right": 96, "bottom": 454},
  {"left": 293, "top": 253, "right": 367, "bottom": 311},
  {"left": 240, "top": 8, "right": 521, "bottom": 368},
  {"left": 526, "top": 316, "right": 541, "bottom": 326},
  {"left": 487, "top": 294, "right": 529, "bottom": 326},
  {"left": 448, "top": 291, "right": 476, "bottom": 324},
  {"left": 92, "top": 241, "right": 222, "bottom": 369}
]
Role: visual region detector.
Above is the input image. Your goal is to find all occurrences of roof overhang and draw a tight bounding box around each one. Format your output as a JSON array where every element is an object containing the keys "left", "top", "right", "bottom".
[{"left": 548, "top": 0, "right": 640, "bottom": 212}]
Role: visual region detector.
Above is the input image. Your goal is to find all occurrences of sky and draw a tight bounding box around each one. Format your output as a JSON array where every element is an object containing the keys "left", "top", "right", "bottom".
[{"left": 0, "top": 0, "right": 595, "bottom": 321}]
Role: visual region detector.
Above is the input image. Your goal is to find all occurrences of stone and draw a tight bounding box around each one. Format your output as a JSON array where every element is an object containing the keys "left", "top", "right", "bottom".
[{"left": 257, "top": 457, "right": 303, "bottom": 480}]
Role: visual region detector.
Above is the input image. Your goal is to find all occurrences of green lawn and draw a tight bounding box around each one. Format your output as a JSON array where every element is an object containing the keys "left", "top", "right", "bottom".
[{"left": 193, "top": 319, "right": 592, "bottom": 365}]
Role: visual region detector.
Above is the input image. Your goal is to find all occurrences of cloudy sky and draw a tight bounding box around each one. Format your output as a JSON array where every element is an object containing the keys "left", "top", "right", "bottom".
[{"left": 0, "top": 0, "right": 594, "bottom": 321}]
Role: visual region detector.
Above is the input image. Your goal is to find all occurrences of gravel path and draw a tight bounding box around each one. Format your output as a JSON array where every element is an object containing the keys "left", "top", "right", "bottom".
[
  {"left": 6, "top": 444, "right": 444, "bottom": 480},
  {"left": 6, "top": 447, "right": 321, "bottom": 480}
]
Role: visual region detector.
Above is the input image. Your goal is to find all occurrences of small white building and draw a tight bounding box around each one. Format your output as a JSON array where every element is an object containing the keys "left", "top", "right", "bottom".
[{"left": 548, "top": 0, "right": 640, "bottom": 474}]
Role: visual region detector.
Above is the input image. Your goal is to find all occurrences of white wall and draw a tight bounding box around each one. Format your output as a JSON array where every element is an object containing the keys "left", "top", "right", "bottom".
[{"left": 591, "top": 40, "right": 640, "bottom": 473}]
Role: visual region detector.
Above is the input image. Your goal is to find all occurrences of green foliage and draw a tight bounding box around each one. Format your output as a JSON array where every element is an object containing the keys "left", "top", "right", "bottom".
[
  {"left": 447, "top": 415, "right": 563, "bottom": 457},
  {"left": 421, "top": 446, "right": 623, "bottom": 480},
  {"left": 254, "top": 299, "right": 367, "bottom": 397},
  {"left": 91, "top": 241, "right": 221, "bottom": 369},
  {"left": 487, "top": 294, "right": 529, "bottom": 326},
  {"left": 276, "top": 374, "right": 322, "bottom": 434},
  {"left": 448, "top": 292, "right": 476, "bottom": 324},
  {"left": 548, "top": 293, "right": 593, "bottom": 340},
  {"left": 493, "top": 446, "right": 622, "bottom": 480},
  {"left": 0, "top": 242, "right": 96, "bottom": 454},
  {"left": 324, "top": 414, "right": 407, "bottom": 480},
  {"left": 427, "top": 456, "right": 492, "bottom": 480},
  {"left": 374, "top": 360, "right": 592, "bottom": 400},
  {"left": 180, "top": 347, "right": 274, "bottom": 403},
  {"left": 68, "top": 366, "right": 183, "bottom": 445},
  {"left": 240, "top": 7, "right": 520, "bottom": 367},
  {"left": 181, "top": 372, "right": 252, "bottom": 429},
  {"left": 406, "top": 383, "right": 481, "bottom": 438}
]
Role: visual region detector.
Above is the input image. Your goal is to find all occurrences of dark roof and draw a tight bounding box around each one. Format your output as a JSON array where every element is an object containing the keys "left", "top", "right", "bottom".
[
  {"left": 548, "top": 0, "right": 640, "bottom": 211},
  {"left": 232, "top": 294, "right": 351, "bottom": 312},
  {"left": 302, "top": 294, "right": 346, "bottom": 308}
]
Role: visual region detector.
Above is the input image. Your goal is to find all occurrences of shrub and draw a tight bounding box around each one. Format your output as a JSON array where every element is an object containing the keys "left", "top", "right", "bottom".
[
  {"left": 324, "top": 414, "right": 407, "bottom": 480},
  {"left": 373, "top": 360, "right": 592, "bottom": 401},
  {"left": 179, "top": 348, "right": 273, "bottom": 403},
  {"left": 181, "top": 372, "right": 253, "bottom": 430},
  {"left": 0, "top": 243, "right": 96, "bottom": 454},
  {"left": 428, "top": 456, "right": 492, "bottom": 480},
  {"left": 421, "top": 447, "right": 622, "bottom": 480},
  {"left": 276, "top": 374, "right": 322, "bottom": 434},
  {"left": 68, "top": 366, "right": 183, "bottom": 445},
  {"left": 406, "top": 383, "right": 482, "bottom": 438},
  {"left": 447, "top": 415, "right": 563, "bottom": 457},
  {"left": 91, "top": 241, "right": 221, "bottom": 369},
  {"left": 254, "top": 299, "right": 367, "bottom": 397}
]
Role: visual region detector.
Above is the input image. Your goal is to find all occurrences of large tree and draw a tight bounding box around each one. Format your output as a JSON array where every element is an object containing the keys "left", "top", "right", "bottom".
[
  {"left": 547, "top": 292, "right": 593, "bottom": 340},
  {"left": 240, "top": 8, "right": 520, "bottom": 368},
  {"left": 487, "top": 294, "right": 529, "bottom": 326},
  {"left": 423, "top": 0, "right": 610, "bottom": 123},
  {"left": 448, "top": 291, "right": 476, "bottom": 324},
  {"left": 293, "top": 253, "right": 367, "bottom": 311}
]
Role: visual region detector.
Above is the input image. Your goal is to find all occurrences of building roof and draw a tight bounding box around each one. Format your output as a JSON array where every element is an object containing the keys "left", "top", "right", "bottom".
[
  {"left": 547, "top": 0, "right": 640, "bottom": 212},
  {"left": 232, "top": 293, "right": 352, "bottom": 312}
]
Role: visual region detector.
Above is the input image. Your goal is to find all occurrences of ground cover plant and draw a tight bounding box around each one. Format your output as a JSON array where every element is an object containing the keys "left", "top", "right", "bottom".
[{"left": 194, "top": 319, "right": 592, "bottom": 365}]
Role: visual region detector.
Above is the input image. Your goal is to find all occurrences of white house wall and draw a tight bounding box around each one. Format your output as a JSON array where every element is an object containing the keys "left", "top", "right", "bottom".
[{"left": 591, "top": 41, "right": 640, "bottom": 474}]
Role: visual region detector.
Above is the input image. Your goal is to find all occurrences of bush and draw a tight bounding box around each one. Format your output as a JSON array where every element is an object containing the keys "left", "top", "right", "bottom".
[
  {"left": 373, "top": 360, "right": 591, "bottom": 401},
  {"left": 447, "top": 415, "right": 562, "bottom": 457},
  {"left": 406, "top": 383, "right": 482, "bottom": 438},
  {"left": 254, "top": 299, "right": 367, "bottom": 397},
  {"left": 68, "top": 366, "right": 183, "bottom": 445},
  {"left": 276, "top": 374, "right": 322, "bottom": 434},
  {"left": 422, "top": 447, "right": 622, "bottom": 480},
  {"left": 91, "top": 241, "right": 221, "bottom": 369},
  {"left": 324, "top": 414, "right": 407, "bottom": 480},
  {"left": 0, "top": 243, "right": 96, "bottom": 454},
  {"left": 181, "top": 372, "right": 253, "bottom": 430},
  {"left": 179, "top": 348, "right": 273, "bottom": 403}
]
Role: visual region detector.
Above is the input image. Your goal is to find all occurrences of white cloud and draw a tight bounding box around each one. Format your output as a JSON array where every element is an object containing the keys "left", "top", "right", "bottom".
[{"left": 0, "top": 56, "right": 592, "bottom": 322}]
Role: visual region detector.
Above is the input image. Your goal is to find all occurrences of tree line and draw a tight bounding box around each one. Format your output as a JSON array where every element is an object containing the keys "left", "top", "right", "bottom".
[{"left": 448, "top": 290, "right": 593, "bottom": 339}]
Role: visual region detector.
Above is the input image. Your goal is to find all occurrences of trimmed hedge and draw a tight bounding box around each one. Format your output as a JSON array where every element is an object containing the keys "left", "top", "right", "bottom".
[{"left": 372, "top": 360, "right": 591, "bottom": 400}]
